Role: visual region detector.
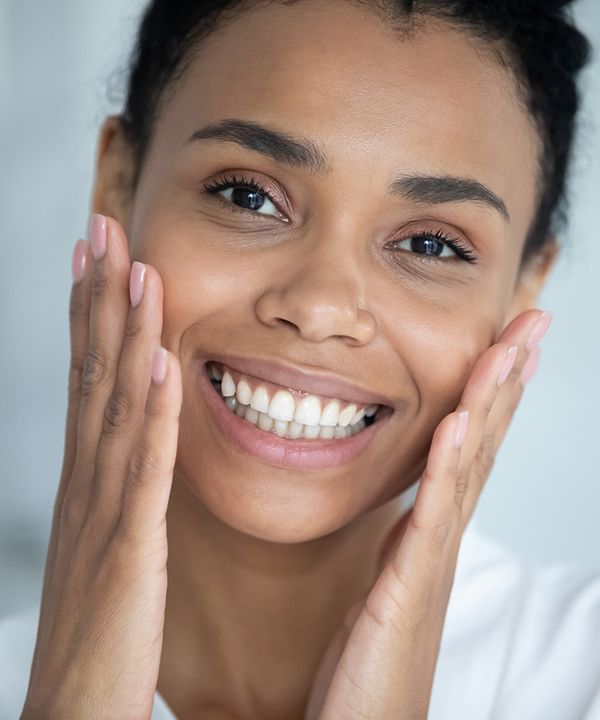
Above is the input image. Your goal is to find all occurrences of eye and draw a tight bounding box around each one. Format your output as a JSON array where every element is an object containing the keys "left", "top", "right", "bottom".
[
  {"left": 390, "top": 229, "right": 477, "bottom": 264},
  {"left": 202, "top": 174, "right": 288, "bottom": 221}
]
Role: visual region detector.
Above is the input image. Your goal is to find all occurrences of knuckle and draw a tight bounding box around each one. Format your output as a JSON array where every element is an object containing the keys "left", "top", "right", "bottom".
[
  {"left": 59, "top": 496, "right": 88, "bottom": 533},
  {"left": 81, "top": 348, "right": 109, "bottom": 397},
  {"left": 128, "top": 446, "right": 162, "bottom": 487},
  {"left": 454, "top": 468, "right": 471, "bottom": 507},
  {"left": 91, "top": 267, "right": 109, "bottom": 298},
  {"left": 103, "top": 387, "right": 137, "bottom": 435},
  {"left": 123, "top": 318, "right": 144, "bottom": 344},
  {"left": 427, "top": 518, "right": 453, "bottom": 551},
  {"left": 68, "top": 286, "right": 86, "bottom": 323},
  {"left": 475, "top": 432, "right": 496, "bottom": 472}
]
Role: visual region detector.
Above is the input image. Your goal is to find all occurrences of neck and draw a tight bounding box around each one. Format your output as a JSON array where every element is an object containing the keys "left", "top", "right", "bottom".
[{"left": 157, "top": 471, "right": 412, "bottom": 720}]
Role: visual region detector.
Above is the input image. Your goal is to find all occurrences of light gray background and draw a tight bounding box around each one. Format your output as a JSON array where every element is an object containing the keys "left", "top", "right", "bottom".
[{"left": 1, "top": 0, "right": 598, "bottom": 618}]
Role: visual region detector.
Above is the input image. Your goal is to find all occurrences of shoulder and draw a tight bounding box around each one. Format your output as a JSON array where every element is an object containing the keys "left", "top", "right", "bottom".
[{"left": 429, "top": 520, "right": 600, "bottom": 719}]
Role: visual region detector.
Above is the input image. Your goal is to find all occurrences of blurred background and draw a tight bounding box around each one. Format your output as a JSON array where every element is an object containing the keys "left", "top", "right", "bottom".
[{"left": 0, "top": 0, "right": 598, "bottom": 619}]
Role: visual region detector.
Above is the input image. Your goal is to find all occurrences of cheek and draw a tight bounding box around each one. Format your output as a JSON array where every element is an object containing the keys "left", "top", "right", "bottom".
[
  {"left": 131, "top": 216, "right": 258, "bottom": 343},
  {"left": 385, "top": 296, "right": 498, "bottom": 418}
]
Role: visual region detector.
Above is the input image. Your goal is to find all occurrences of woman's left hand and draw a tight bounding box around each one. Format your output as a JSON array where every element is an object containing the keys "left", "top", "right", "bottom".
[{"left": 304, "top": 308, "right": 551, "bottom": 720}]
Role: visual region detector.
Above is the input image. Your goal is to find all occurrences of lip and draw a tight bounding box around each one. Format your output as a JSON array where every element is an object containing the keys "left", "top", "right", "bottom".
[
  {"left": 197, "top": 361, "right": 394, "bottom": 471},
  {"left": 201, "top": 353, "right": 395, "bottom": 407}
]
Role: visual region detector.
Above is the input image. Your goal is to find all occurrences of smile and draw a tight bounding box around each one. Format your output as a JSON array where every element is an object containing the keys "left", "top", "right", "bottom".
[{"left": 199, "top": 360, "right": 394, "bottom": 470}]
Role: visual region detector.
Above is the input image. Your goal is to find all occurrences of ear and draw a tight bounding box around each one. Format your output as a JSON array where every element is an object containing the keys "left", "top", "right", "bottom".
[
  {"left": 89, "top": 115, "right": 136, "bottom": 234},
  {"left": 503, "top": 237, "right": 560, "bottom": 325}
]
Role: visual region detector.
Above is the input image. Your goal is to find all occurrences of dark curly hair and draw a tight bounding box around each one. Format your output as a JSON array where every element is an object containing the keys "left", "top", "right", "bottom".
[{"left": 119, "top": 0, "right": 591, "bottom": 267}]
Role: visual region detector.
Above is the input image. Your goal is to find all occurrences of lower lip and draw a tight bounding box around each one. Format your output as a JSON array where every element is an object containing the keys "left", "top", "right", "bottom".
[{"left": 197, "top": 362, "right": 393, "bottom": 471}]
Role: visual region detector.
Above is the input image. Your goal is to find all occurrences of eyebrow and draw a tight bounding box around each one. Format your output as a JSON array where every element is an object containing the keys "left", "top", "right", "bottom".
[{"left": 186, "top": 118, "right": 509, "bottom": 220}]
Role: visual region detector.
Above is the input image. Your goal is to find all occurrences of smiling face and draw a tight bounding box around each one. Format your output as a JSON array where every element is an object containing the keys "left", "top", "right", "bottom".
[{"left": 94, "top": 0, "right": 552, "bottom": 542}]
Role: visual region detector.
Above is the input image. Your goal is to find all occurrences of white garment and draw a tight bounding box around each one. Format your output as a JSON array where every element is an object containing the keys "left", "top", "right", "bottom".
[{"left": 1, "top": 521, "right": 599, "bottom": 720}]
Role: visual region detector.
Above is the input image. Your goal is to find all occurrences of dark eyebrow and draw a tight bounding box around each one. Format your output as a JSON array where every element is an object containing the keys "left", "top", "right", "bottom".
[
  {"left": 186, "top": 118, "right": 509, "bottom": 220},
  {"left": 390, "top": 175, "right": 510, "bottom": 220},
  {"left": 186, "top": 118, "right": 329, "bottom": 174}
]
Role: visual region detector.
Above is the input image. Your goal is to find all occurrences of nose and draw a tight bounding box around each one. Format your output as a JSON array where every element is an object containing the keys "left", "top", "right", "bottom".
[{"left": 254, "top": 240, "right": 377, "bottom": 346}]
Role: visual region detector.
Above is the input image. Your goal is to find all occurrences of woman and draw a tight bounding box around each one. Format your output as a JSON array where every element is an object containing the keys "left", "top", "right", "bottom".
[{"left": 2, "top": 0, "right": 599, "bottom": 718}]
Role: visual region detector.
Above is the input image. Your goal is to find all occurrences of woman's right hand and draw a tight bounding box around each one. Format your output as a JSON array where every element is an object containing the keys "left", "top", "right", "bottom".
[{"left": 20, "top": 215, "right": 182, "bottom": 720}]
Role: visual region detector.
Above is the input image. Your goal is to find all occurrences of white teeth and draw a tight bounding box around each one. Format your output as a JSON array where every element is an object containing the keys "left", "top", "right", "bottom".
[
  {"left": 208, "top": 364, "right": 223, "bottom": 381},
  {"left": 288, "top": 420, "right": 304, "bottom": 439},
  {"left": 302, "top": 424, "right": 321, "bottom": 439},
  {"left": 294, "top": 396, "right": 322, "bottom": 425},
  {"left": 250, "top": 386, "right": 270, "bottom": 414},
  {"left": 337, "top": 403, "right": 358, "bottom": 427},
  {"left": 350, "top": 408, "right": 366, "bottom": 425},
  {"left": 319, "top": 400, "right": 340, "bottom": 427},
  {"left": 221, "top": 371, "right": 236, "bottom": 397},
  {"left": 273, "top": 420, "right": 289, "bottom": 437},
  {"left": 350, "top": 419, "right": 366, "bottom": 435},
  {"left": 210, "top": 363, "right": 380, "bottom": 439},
  {"left": 268, "top": 390, "right": 295, "bottom": 422},
  {"left": 236, "top": 379, "right": 253, "bottom": 405}
]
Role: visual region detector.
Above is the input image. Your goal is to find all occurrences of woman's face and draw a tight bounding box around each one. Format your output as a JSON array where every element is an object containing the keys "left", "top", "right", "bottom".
[{"left": 107, "top": 1, "right": 544, "bottom": 542}]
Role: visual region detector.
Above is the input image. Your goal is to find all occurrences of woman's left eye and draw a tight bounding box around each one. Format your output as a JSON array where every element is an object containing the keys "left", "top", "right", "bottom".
[
  {"left": 202, "top": 174, "right": 287, "bottom": 220},
  {"left": 390, "top": 231, "right": 477, "bottom": 264}
]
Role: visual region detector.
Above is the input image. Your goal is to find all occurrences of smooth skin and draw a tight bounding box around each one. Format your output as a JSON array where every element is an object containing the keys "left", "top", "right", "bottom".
[{"left": 23, "top": 2, "right": 558, "bottom": 719}]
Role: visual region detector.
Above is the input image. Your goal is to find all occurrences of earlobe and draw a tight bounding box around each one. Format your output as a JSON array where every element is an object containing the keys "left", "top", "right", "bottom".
[
  {"left": 89, "top": 115, "right": 135, "bottom": 232},
  {"left": 504, "top": 237, "right": 560, "bottom": 325}
]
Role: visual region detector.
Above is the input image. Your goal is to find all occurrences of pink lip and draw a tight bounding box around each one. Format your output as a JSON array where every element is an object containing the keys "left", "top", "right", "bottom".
[
  {"left": 197, "top": 362, "right": 393, "bottom": 471},
  {"left": 201, "top": 353, "right": 394, "bottom": 407}
]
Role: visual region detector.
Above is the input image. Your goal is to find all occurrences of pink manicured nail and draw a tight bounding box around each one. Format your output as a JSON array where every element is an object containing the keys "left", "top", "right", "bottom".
[
  {"left": 129, "top": 261, "right": 146, "bottom": 307},
  {"left": 152, "top": 347, "right": 168, "bottom": 385},
  {"left": 526, "top": 311, "right": 553, "bottom": 352},
  {"left": 71, "top": 239, "right": 87, "bottom": 283},
  {"left": 454, "top": 410, "right": 469, "bottom": 449},
  {"left": 520, "top": 346, "right": 541, "bottom": 386},
  {"left": 497, "top": 345, "right": 518, "bottom": 386},
  {"left": 89, "top": 214, "right": 107, "bottom": 259}
]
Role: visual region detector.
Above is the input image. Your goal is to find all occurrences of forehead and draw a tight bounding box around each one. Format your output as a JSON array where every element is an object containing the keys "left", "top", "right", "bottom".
[{"left": 158, "top": 0, "right": 541, "bottom": 235}]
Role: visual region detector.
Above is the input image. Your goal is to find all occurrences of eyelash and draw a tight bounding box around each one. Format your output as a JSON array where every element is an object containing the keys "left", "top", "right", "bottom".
[{"left": 201, "top": 174, "right": 478, "bottom": 264}]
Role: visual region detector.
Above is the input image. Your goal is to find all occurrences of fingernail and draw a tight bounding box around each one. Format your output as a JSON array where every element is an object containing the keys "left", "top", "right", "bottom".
[
  {"left": 130, "top": 261, "right": 146, "bottom": 307},
  {"left": 152, "top": 347, "right": 168, "bottom": 385},
  {"left": 454, "top": 410, "right": 469, "bottom": 449},
  {"left": 520, "top": 346, "right": 541, "bottom": 386},
  {"left": 90, "top": 214, "right": 107, "bottom": 259},
  {"left": 526, "top": 311, "right": 553, "bottom": 352},
  {"left": 71, "top": 239, "right": 87, "bottom": 284},
  {"left": 497, "top": 345, "right": 518, "bottom": 386}
]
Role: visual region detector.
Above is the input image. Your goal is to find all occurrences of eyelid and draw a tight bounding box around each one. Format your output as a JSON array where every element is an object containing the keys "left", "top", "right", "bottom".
[
  {"left": 202, "top": 172, "right": 291, "bottom": 221},
  {"left": 389, "top": 221, "right": 478, "bottom": 264}
]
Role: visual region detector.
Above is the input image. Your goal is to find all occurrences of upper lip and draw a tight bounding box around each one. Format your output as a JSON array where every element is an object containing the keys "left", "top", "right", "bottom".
[{"left": 203, "top": 354, "right": 394, "bottom": 407}]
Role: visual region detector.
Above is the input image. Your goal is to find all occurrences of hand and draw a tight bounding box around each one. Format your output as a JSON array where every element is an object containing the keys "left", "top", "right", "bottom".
[
  {"left": 304, "top": 309, "right": 551, "bottom": 720},
  {"left": 21, "top": 216, "right": 182, "bottom": 720}
]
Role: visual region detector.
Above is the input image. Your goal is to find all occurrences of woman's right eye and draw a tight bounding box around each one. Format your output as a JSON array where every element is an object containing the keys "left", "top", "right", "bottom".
[
  {"left": 202, "top": 174, "right": 289, "bottom": 222},
  {"left": 219, "top": 186, "right": 280, "bottom": 216}
]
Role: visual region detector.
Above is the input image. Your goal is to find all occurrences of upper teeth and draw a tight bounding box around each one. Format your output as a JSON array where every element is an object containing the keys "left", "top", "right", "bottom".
[{"left": 208, "top": 363, "right": 379, "bottom": 427}]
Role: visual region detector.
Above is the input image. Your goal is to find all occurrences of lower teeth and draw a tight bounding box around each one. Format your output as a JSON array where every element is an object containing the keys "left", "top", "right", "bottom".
[{"left": 213, "top": 382, "right": 370, "bottom": 439}]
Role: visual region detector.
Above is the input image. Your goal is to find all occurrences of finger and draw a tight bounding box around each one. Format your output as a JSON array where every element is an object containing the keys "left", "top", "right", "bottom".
[
  {"left": 485, "top": 311, "right": 550, "bottom": 452},
  {"left": 64, "top": 215, "right": 132, "bottom": 527},
  {"left": 374, "top": 411, "right": 466, "bottom": 611},
  {"left": 459, "top": 311, "right": 551, "bottom": 523},
  {"left": 39, "top": 240, "right": 92, "bottom": 616},
  {"left": 117, "top": 348, "right": 182, "bottom": 540},
  {"left": 90, "top": 261, "right": 165, "bottom": 521}
]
